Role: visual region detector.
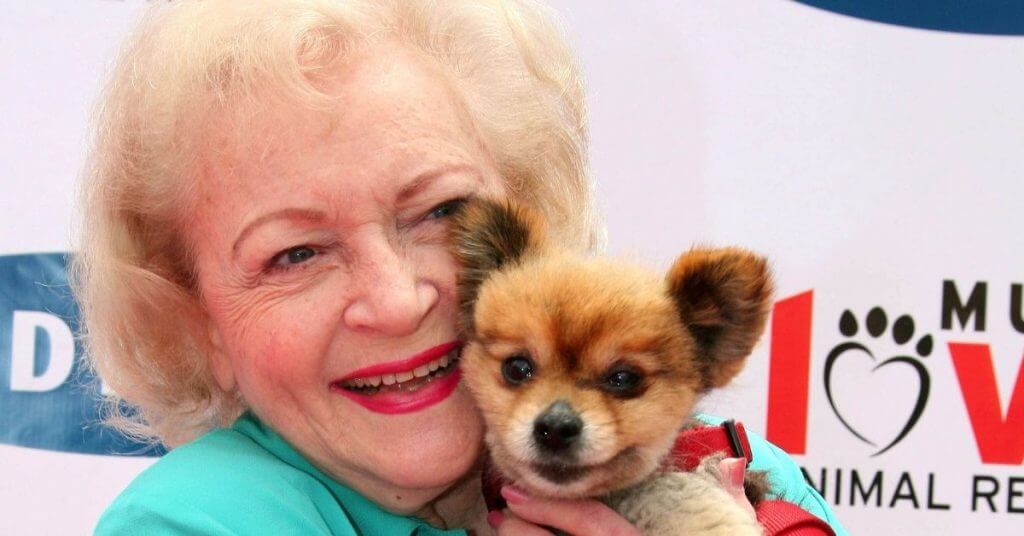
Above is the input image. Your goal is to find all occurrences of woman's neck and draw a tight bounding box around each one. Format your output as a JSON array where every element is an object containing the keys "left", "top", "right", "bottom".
[
  {"left": 318, "top": 454, "right": 489, "bottom": 531},
  {"left": 419, "top": 464, "right": 490, "bottom": 533}
]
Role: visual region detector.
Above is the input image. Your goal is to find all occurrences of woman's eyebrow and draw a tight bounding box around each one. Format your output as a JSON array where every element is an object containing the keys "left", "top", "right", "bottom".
[
  {"left": 396, "top": 163, "right": 480, "bottom": 204},
  {"left": 231, "top": 207, "right": 327, "bottom": 258}
]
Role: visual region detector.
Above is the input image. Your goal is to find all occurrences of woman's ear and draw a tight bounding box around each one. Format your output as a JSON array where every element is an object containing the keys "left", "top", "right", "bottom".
[
  {"left": 205, "top": 322, "right": 236, "bottom": 393},
  {"left": 449, "top": 197, "right": 547, "bottom": 336},
  {"left": 666, "top": 247, "right": 774, "bottom": 390}
]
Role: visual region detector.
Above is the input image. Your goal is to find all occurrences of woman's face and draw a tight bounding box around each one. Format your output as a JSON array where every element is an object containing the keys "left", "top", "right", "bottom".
[{"left": 189, "top": 47, "right": 501, "bottom": 513}]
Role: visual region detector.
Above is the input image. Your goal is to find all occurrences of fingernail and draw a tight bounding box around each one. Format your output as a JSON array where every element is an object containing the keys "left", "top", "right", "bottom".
[
  {"left": 500, "top": 485, "right": 529, "bottom": 505},
  {"left": 486, "top": 510, "right": 504, "bottom": 528}
]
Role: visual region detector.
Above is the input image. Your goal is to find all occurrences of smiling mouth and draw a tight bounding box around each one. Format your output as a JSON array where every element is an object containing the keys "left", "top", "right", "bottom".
[{"left": 334, "top": 346, "right": 461, "bottom": 395}]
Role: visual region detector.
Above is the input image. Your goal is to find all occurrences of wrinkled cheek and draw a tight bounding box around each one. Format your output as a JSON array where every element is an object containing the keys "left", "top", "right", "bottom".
[{"left": 234, "top": 331, "right": 313, "bottom": 407}]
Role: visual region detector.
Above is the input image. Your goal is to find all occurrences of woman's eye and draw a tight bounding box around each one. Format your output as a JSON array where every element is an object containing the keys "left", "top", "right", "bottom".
[
  {"left": 270, "top": 246, "right": 317, "bottom": 269},
  {"left": 425, "top": 198, "right": 467, "bottom": 220}
]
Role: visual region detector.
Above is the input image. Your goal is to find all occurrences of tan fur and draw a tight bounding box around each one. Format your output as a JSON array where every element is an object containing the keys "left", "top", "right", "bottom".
[
  {"left": 606, "top": 455, "right": 762, "bottom": 535},
  {"left": 666, "top": 248, "right": 773, "bottom": 390},
  {"left": 451, "top": 198, "right": 774, "bottom": 533}
]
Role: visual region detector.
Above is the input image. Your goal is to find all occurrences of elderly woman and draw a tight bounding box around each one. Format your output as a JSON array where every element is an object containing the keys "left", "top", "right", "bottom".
[{"left": 76, "top": 1, "right": 845, "bottom": 534}]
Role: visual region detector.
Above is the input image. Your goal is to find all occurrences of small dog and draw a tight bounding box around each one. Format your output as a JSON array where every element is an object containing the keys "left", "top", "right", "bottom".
[{"left": 451, "top": 197, "right": 773, "bottom": 535}]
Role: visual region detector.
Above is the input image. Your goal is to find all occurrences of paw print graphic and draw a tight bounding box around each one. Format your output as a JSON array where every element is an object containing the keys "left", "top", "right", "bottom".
[{"left": 824, "top": 307, "right": 934, "bottom": 456}]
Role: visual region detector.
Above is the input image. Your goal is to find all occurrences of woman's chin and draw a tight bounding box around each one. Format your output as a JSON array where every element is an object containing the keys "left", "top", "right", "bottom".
[
  {"left": 382, "top": 453, "right": 478, "bottom": 491},
  {"left": 363, "top": 389, "right": 484, "bottom": 490}
]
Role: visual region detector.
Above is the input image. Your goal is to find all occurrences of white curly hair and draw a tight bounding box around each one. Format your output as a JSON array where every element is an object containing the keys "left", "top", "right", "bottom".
[{"left": 72, "top": 0, "right": 597, "bottom": 446}]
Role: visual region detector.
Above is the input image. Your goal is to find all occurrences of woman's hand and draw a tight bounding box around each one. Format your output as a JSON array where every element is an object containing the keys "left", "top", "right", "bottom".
[
  {"left": 486, "top": 486, "right": 641, "bottom": 536},
  {"left": 486, "top": 458, "right": 757, "bottom": 536}
]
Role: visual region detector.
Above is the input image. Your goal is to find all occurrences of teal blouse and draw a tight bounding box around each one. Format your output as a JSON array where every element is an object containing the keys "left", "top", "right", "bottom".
[{"left": 95, "top": 413, "right": 847, "bottom": 535}]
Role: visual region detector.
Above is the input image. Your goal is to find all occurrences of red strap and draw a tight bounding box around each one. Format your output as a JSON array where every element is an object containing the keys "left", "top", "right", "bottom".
[
  {"left": 668, "top": 420, "right": 754, "bottom": 471},
  {"left": 666, "top": 422, "right": 834, "bottom": 536},
  {"left": 756, "top": 500, "right": 836, "bottom": 536}
]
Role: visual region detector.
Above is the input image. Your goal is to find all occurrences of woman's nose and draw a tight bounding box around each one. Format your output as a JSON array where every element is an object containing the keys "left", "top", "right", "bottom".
[{"left": 341, "top": 239, "right": 440, "bottom": 336}]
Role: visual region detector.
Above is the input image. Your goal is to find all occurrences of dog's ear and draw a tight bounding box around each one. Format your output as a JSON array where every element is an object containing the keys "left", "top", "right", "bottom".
[
  {"left": 450, "top": 197, "right": 546, "bottom": 336},
  {"left": 666, "top": 247, "right": 774, "bottom": 390}
]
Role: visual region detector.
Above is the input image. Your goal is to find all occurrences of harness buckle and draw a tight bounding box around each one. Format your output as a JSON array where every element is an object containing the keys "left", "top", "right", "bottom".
[{"left": 722, "top": 419, "right": 750, "bottom": 465}]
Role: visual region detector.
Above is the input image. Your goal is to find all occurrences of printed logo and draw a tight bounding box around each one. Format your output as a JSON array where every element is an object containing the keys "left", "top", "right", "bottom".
[
  {"left": 0, "top": 253, "right": 159, "bottom": 456},
  {"left": 824, "top": 307, "right": 933, "bottom": 456},
  {"left": 764, "top": 283, "right": 1024, "bottom": 515},
  {"left": 766, "top": 283, "right": 1023, "bottom": 464}
]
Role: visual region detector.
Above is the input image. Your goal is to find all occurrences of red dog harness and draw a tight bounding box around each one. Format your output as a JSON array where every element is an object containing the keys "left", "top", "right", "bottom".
[
  {"left": 673, "top": 421, "right": 835, "bottom": 536},
  {"left": 482, "top": 420, "right": 835, "bottom": 536}
]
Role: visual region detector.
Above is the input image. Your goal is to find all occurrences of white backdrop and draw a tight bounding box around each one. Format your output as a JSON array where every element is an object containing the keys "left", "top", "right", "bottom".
[{"left": 2, "top": 1, "right": 1021, "bottom": 534}]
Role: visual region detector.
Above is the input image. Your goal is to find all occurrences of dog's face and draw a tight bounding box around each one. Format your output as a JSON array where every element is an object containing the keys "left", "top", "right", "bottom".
[
  {"left": 451, "top": 198, "right": 772, "bottom": 498},
  {"left": 463, "top": 256, "right": 702, "bottom": 497}
]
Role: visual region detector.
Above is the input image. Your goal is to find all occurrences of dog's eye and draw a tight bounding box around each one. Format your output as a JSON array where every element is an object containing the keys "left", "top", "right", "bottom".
[
  {"left": 501, "top": 354, "right": 535, "bottom": 385},
  {"left": 602, "top": 367, "right": 642, "bottom": 395}
]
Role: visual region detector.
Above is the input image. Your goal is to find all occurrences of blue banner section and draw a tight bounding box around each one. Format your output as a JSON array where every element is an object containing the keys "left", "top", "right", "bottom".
[
  {"left": 794, "top": 0, "right": 1024, "bottom": 35},
  {"left": 0, "top": 253, "right": 162, "bottom": 456}
]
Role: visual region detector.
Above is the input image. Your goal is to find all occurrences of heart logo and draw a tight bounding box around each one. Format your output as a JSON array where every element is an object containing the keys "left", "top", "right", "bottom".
[{"left": 823, "top": 307, "right": 933, "bottom": 456}]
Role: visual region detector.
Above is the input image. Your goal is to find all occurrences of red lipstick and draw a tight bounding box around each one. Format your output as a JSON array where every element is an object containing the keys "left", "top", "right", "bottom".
[
  {"left": 338, "top": 341, "right": 462, "bottom": 381},
  {"left": 331, "top": 341, "right": 463, "bottom": 415}
]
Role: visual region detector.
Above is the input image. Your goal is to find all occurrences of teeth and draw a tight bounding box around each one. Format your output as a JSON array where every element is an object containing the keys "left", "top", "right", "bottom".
[{"left": 341, "top": 349, "right": 460, "bottom": 391}]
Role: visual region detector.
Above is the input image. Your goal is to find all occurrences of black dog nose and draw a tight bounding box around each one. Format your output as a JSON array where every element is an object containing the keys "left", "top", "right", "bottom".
[{"left": 533, "top": 400, "right": 583, "bottom": 452}]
